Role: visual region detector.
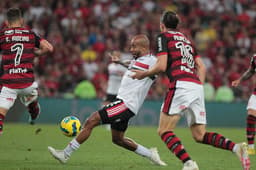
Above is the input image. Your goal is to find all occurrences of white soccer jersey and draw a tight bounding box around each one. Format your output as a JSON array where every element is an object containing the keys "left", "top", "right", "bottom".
[
  {"left": 106, "top": 63, "right": 127, "bottom": 95},
  {"left": 117, "top": 54, "right": 157, "bottom": 114}
]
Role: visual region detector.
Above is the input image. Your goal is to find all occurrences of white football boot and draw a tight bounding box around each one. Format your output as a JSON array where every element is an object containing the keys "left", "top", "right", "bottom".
[
  {"left": 182, "top": 160, "right": 199, "bottom": 170},
  {"left": 149, "top": 148, "right": 167, "bottom": 166},
  {"left": 235, "top": 143, "right": 250, "bottom": 170},
  {"left": 48, "top": 146, "right": 69, "bottom": 164}
]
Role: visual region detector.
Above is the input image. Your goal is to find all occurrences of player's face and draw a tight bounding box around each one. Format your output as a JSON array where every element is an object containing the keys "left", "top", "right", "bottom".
[{"left": 129, "top": 40, "right": 141, "bottom": 58}]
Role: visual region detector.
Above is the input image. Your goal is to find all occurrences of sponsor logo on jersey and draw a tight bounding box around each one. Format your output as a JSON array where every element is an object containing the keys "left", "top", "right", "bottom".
[
  {"left": 4, "top": 30, "right": 14, "bottom": 35},
  {"left": 9, "top": 68, "right": 28, "bottom": 74}
]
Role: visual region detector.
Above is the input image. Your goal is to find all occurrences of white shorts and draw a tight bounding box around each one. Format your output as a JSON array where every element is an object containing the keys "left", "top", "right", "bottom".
[
  {"left": 247, "top": 94, "right": 256, "bottom": 110},
  {"left": 0, "top": 82, "right": 38, "bottom": 109},
  {"left": 161, "top": 81, "right": 207, "bottom": 126}
]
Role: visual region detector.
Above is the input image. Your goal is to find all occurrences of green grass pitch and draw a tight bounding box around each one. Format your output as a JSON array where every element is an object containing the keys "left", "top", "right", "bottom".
[{"left": 0, "top": 123, "right": 255, "bottom": 170}]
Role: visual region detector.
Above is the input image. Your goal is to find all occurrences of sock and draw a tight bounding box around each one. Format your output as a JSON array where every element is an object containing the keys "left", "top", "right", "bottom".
[
  {"left": 135, "top": 144, "right": 152, "bottom": 158},
  {"left": 64, "top": 138, "right": 80, "bottom": 157},
  {"left": 161, "top": 131, "right": 191, "bottom": 163},
  {"left": 202, "top": 132, "right": 235, "bottom": 151},
  {"left": 0, "top": 114, "right": 5, "bottom": 133},
  {"left": 28, "top": 101, "right": 40, "bottom": 120},
  {"left": 246, "top": 115, "right": 256, "bottom": 146}
]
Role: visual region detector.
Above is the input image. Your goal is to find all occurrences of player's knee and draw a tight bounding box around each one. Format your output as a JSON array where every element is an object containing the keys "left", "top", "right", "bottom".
[
  {"left": 112, "top": 137, "right": 123, "bottom": 146},
  {"left": 84, "top": 112, "right": 100, "bottom": 128}
]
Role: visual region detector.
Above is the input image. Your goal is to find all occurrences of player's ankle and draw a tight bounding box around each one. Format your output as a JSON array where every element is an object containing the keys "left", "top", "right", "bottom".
[
  {"left": 0, "top": 113, "right": 5, "bottom": 134},
  {"left": 0, "top": 124, "right": 3, "bottom": 135}
]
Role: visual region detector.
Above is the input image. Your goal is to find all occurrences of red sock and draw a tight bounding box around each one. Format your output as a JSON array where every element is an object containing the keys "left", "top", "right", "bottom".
[
  {"left": 28, "top": 101, "right": 40, "bottom": 120},
  {"left": 0, "top": 114, "right": 5, "bottom": 133},
  {"left": 161, "top": 131, "right": 191, "bottom": 163},
  {"left": 247, "top": 115, "right": 256, "bottom": 145},
  {"left": 202, "top": 132, "right": 235, "bottom": 151}
]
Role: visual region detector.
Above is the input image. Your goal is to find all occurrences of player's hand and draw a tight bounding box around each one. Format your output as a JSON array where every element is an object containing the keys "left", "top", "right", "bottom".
[
  {"left": 108, "top": 51, "right": 121, "bottom": 63},
  {"left": 231, "top": 79, "right": 241, "bottom": 87},
  {"left": 33, "top": 48, "right": 42, "bottom": 56},
  {"left": 130, "top": 69, "right": 147, "bottom": 80}
]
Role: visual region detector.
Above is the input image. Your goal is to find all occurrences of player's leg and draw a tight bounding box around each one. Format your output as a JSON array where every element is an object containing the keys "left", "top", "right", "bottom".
[
  {"left": 111, "top": 124, "right": 166, "bottom": 166},
  {"left": 189, "top": 93, "right": 250, "bottom": 170},
  {"left": 48, "top": 99, "right": 127, "bottom": 163},
  {"left": 48, "top": 111, "right": 101, "bottom": 163},
  {"left": 0, "top": 107, "right": 8, "bottom": 135},
  {"left": 190, "top": 124, "right": 237, "bottom": 151},
  {"left": 245, "top": 94, "right": 256, "bottom": 155},
  {"left": 0, "top": 86, "right": 17, "bottom": 135},
  {"left": 19, "top": 82, "right": 40, "bottom": 124},
  {"left": 101, "top": 94, "right": 116, "bottom": 130},
  {"left": 247, "top": 109, "right": 256, "bottom": 154},
  {"left": 190, "top": 124, "right": 250, "bottom": 170},
  {"left": 158, "top": 112, "right": 197, "bottom": 169}
]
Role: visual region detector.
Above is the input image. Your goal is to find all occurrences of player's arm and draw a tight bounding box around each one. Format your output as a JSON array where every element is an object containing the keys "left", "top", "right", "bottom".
[
  {"left": 34, "top": 39, "right": 54, "bottom": 56},
  {"left": 232, "top": 65, "right": 255, "bottom": 87},
  {"left": 115, "top": 60, "right": 130, "bottom": 68},
  {"left": 33, "top": 32, "right": 53, "bottom": 56},
  {"left": 108, "top": 51, "right": 130, "bottom": 68},
  {"left": 131, "top": 34, "right": 167, "bottom": 80},
  {"left": 131, "top": 54, "right": 167, "bottom": 79},
  {"left": 195, "top": 57, "right": 206, "bottom": 83}
]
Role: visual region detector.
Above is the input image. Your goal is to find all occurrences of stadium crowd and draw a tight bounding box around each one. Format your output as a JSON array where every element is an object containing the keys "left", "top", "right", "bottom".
[{"left": 0, "top": 0, "right": 256, "bottom": 102}]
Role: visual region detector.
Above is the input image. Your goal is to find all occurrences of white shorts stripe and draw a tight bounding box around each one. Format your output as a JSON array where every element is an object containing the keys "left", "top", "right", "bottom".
[{"left": 106, "top": 103, "right": 128, "bottom": 116}]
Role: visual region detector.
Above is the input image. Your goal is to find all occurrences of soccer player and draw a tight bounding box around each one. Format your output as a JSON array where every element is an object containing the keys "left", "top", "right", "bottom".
[
  {"left": 131, "top": 11, "right": 250, "bottom": 170},
  {"left": 232, "top": 54, "right": 256, "bottom": 155},
  {"left": 48, "top": 34, "right": 166, "bottom": 166},
  {"left": 102, "top": 51, "right": 127, "bottom": 106},
  {"left": 102, "top": 51, "right": 128, "bottom": 130},
  {"left": 0, "top": 8, "right": 53, "bottom": 134}
]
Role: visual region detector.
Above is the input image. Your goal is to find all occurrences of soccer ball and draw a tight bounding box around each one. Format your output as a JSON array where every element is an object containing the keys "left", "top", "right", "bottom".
[{"left": 60, "top": 116, "right": 81, "bottom": 137}]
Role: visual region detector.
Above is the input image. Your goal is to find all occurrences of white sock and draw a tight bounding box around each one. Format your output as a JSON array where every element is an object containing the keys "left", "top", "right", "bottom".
[
  {"left": 64, "top": 138, "right": 80, "bottom": 157},
  {"left": 232, "top": 144, "right": 238, "bottom": 153},
  {"left": 248, "top": 144, "right": 254, "bottom": 149},
  {"left": 134, "top": 144, "right": 152, "bottom": 158}
]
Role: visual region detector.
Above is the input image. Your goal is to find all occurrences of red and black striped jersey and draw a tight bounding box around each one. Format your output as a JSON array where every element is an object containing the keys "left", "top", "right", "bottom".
[
  {"left": 156, "top": 31, "right": 201, "bottom": 87},
  {"left": 0, "top": 27, "right": 42, "bottom": 89}
]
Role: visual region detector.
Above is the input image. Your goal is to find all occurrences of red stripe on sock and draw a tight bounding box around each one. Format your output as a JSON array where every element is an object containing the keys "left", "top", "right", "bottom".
[
  {"left": 207, "top": 132, "right": 214, "bottom": 144},
  {"left": 162, "top": 132, "right": 174, "bottom": 142},
  {"left": 180, "top": 152, "right": 190, "bottom": 161},
  {"left": 214, "top": 134, "right": 221, "bottom": 146}
]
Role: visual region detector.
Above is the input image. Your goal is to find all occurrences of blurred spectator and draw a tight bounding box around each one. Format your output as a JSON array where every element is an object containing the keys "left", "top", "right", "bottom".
[
  {"left": 0, "top": 0, "right": 254, "bottom": 102},
  {"left": 74, "top": 80, "right": 96, "bottom": 99},
  {"left": 215, "top": 79, "right": 235, "bottom": 102},
  {"left": 204, "top": 82, "right": 215, "bottom": 102}
]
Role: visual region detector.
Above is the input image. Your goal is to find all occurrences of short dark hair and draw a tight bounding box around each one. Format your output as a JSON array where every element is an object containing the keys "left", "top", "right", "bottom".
[
  {"left": 6, "top": 8, "right": 22, "bottom": 23},
  {"left": 161, "top": 11, "right": 179, "bottom": 29}
]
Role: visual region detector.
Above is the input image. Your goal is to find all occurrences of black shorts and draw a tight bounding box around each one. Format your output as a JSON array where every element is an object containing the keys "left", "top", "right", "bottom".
[
  {"left": 98, "top": 98, "right": 135, "bottom": 132},
  {"left": 103, "top": 94, "right": 117, "bottom": 103}
]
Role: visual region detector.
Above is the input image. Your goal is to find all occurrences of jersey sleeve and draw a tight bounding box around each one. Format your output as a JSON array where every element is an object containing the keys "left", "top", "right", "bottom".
[
  {"left": 33, "top": 32, "right": 43, "bottom": 48},
  {"left": 156, "top": 33, "right": 168, "bottom": 57},
  {"left": 250, "top": 54, "right": 256, "bottom": 70}
]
